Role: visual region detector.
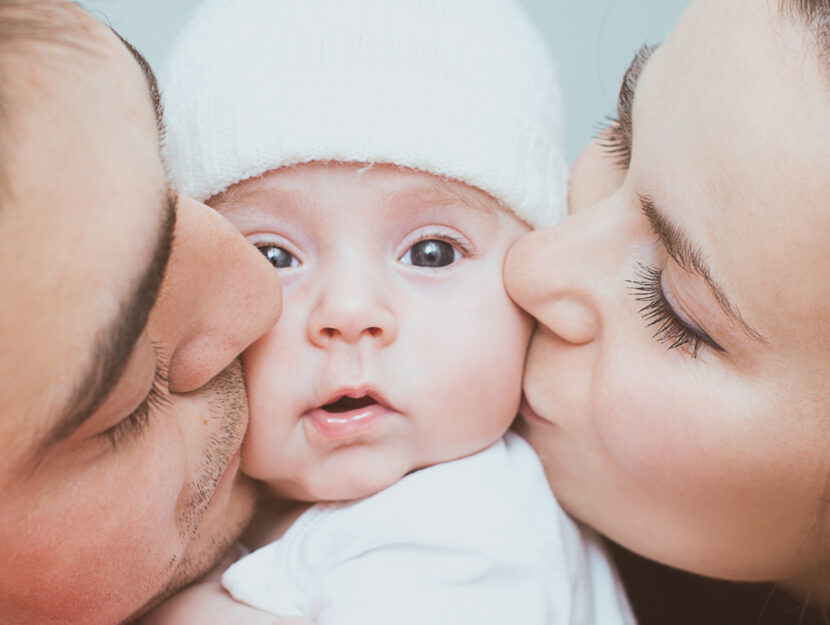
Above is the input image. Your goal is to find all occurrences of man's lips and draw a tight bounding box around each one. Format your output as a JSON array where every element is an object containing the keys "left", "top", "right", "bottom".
[{"left": 214, "top": 447, "right": 242, "bottom": 494}]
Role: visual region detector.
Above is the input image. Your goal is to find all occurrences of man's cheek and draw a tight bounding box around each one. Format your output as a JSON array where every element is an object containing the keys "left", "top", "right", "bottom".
[{"left": 0, "top": 479, "right": 180, "bottom": 625}]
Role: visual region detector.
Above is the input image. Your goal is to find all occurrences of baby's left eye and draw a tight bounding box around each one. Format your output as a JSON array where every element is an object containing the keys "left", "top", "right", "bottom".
[
  {"left": 401, "top": 239, "right": 460, "bottom": 268},
  {"left": 258, "top": 244, "right": 300, "bottom": 269}
]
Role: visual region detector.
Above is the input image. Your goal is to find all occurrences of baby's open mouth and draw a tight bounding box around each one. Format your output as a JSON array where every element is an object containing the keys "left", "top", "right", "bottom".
[{"left": 321, "top": 395, "right": 378, "bottom": 413}]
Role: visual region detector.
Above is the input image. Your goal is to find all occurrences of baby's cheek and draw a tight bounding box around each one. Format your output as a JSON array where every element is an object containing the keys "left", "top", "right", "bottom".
[
  {"left": 460, "top": 317, "right": 530, "bottom": 441},
  {"left": 237, "top": 322, "right": 300, "bottom": 480}
]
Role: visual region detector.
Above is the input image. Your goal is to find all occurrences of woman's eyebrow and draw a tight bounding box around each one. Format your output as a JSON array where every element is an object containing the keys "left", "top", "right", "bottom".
[{"left": 639, "top": 195, "right": 767, "bottom": 344}]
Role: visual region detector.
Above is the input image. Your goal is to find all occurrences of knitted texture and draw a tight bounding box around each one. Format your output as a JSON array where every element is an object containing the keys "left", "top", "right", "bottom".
[{"left": 162, "top": 0, "right": 566, "bottom": 227}]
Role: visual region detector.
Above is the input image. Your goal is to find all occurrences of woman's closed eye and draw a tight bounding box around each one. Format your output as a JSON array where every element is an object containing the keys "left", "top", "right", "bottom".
[{"left": 628, "top": 263, "right": 724, "bottom": 358}]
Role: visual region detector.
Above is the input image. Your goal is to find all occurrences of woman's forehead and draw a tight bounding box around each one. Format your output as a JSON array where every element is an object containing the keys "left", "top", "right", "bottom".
[{"left": 631, "top": 0, "right": 830, "bottom": 355}]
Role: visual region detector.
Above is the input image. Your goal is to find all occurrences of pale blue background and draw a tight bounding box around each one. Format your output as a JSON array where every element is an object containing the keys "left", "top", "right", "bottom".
[{"left": 80, "top": 0, "right": 687, "bottom": 162}]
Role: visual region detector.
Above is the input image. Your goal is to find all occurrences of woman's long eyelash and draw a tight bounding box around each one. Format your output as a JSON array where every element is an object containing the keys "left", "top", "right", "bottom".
[
  {"left": 628, "top": 263, "right": 707, "bottom": 358},
  {"left": 104, "top": 367, "right": 171, "bottom": 449}
]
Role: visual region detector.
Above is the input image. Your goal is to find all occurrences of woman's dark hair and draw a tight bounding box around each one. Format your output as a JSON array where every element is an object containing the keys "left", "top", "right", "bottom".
[
  {"left": 783, "top": 0, "right": 830, "bottom": 65},
  {"left": 779, "top": 4, "right": 830, "bottom": 617}
]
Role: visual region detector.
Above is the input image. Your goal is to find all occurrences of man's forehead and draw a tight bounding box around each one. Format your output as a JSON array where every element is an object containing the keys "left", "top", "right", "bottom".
[
  {"left": 0, "top": 2, "right": 174, "bottom": 473},
  {"left": 0, "top": 3, "right": 159, "bottom": 128}
]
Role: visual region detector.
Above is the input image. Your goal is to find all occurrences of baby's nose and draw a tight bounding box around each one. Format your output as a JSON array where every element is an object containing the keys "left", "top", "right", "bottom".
[{"left": 307, "top": 280, "right": 397, "bottom": 348}]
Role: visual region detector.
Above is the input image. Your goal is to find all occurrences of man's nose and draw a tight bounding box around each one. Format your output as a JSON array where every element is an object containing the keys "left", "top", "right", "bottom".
[
  {"left": 152, "top": 195, "right": 282, "bottom": 392},
  {"left": 306, "top": 264, "right": 397, "bottom": 348},
  {"left": 505, "top": 197, "right": 634, "bottom": 347}
]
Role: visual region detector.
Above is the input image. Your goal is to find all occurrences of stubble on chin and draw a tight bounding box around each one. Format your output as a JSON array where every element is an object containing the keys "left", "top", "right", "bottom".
[
  {"left": 124, "top": 361, "right": 257, "bottom": 623},
  {"left": 176, "top": 360, "right": 249, "bottom": 537}
]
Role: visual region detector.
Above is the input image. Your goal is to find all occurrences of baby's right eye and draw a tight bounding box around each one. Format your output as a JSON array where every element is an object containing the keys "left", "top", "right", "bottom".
[{"left": 258, "top": 244, "right": 300, "bottom": 269}]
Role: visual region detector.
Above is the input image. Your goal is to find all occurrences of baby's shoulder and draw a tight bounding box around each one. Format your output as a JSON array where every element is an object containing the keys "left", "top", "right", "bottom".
[{"left": 265, "top": 434, "right": 600, "bottom": 585}]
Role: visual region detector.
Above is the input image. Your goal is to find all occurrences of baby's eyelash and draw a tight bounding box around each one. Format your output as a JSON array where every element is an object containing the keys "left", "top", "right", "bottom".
[
  {"left": 628, "top": 263, "right": 717, "bottom": 358},
  {"left": 414, "top": 227, "right": 475, "bottom": 256}
]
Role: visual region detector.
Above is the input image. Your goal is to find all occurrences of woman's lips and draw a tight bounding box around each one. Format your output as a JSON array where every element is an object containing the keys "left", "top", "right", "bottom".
[
  {"left": 520, "top": 394, "right": 551, "bottom": 426},
  {"left": 305, "top": 397, "right": 392, "bottom": 440}
]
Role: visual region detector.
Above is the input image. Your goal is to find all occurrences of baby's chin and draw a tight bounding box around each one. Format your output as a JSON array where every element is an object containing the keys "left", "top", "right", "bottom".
[{"left": 262, "top": 461, "right": 418, "bottom": 503}]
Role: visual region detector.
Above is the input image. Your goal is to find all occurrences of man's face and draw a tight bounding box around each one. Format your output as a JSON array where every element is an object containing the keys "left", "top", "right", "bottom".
[{"left": 0, "top": 5, "right": 281, "bottom": 624}]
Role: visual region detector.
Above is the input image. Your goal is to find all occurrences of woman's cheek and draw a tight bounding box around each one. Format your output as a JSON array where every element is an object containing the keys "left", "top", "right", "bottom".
[{"left": 594, "top": 362, "right": 724, "bottom": 495}]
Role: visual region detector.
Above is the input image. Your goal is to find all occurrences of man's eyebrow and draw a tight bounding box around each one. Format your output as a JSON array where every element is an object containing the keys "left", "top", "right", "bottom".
[
  {"left": 31, "top": 193, "right": 177, "bottom": 463},
  {"left": 112, "top": 29, "right": 165, "bottom": 137},
  {"left": 639, "top": 194, "right": 767, "bottom": 344}
]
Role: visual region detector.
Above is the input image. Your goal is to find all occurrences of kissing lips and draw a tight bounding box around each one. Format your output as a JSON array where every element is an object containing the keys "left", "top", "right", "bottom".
[
  {"left": 520, "top": 393, "right": 551, "bottom": 426},
  {"left": 305, "top": 391, "right": 393, "bottom": 441}
]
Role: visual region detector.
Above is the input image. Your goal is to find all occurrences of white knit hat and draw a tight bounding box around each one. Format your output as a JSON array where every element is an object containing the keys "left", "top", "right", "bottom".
[{"left": 162, "top": 0, "right": 566, "bottom": 227}]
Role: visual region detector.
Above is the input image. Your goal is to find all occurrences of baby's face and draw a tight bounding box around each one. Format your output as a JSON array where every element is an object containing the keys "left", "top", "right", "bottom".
[{"left": 210, "top": 162, "right": 532, "bottom": 501}]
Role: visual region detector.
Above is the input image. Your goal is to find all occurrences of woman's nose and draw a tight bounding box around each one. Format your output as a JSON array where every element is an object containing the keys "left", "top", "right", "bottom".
[
  {"left": 152, "top": 195, "right": 282, "bottom": 392},
  {"left": 306, "top": 267, "right": 397, "bottom": 348},
  {"left": 505, "top": 198, "right": 629, "bottom": 347}
]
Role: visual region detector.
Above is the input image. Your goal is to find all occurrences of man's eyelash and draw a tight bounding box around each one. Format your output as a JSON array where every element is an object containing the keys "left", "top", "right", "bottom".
[
  {"left": 103, "top": 367, "right": 171, "bottom": 449},
  {"left": 627, "top": 263, "right": 723, "bottom": 358}
]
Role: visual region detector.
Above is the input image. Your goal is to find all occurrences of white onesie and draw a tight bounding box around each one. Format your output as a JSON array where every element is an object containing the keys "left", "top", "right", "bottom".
[{"left": 222, "top": 432, "right": 635, "bottom": 625}]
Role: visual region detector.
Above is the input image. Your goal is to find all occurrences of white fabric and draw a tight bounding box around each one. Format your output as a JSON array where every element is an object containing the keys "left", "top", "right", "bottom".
[
  {"left": 222, "top": 433, "right": 635, "bottom": 625},
  {"left": 162, "top": 0, "right": 567, "bottom": 227}
]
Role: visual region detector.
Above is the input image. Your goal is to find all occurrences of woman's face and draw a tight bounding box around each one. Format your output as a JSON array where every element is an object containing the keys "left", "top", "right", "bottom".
[{"left": 506, "top": 0, "right": 830, "bottom": 587}]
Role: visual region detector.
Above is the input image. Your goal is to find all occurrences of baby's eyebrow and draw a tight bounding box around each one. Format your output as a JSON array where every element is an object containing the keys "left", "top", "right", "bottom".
[
  {"left": 209, "top": 186, "right": 302, "bottom": 216},
  {"left": 414, "top": 177, "right": 499, "bottom": 217}
]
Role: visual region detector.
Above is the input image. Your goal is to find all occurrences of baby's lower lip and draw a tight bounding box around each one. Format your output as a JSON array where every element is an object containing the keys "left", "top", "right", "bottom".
[{"left": 304, "top": 403, "right": 391, "bottom": 440}]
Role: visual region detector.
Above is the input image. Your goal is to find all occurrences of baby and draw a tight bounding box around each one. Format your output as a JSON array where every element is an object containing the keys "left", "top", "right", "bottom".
[{"left": 148, "top": 0, "right": 635, "bottom": 623}]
